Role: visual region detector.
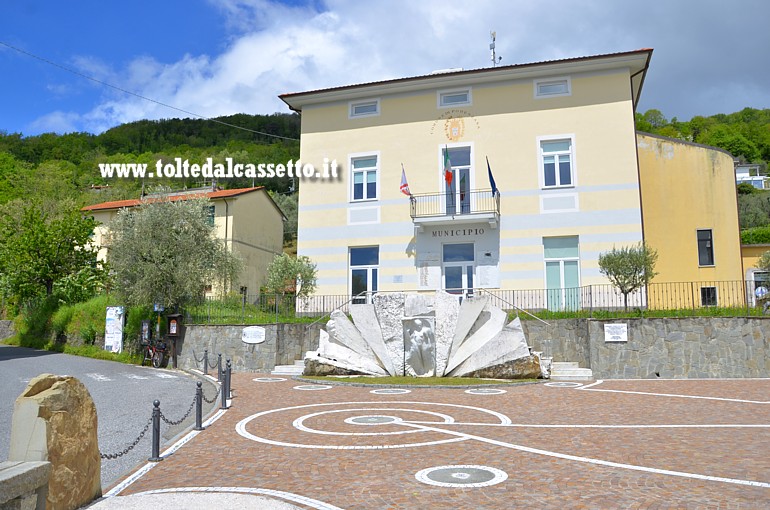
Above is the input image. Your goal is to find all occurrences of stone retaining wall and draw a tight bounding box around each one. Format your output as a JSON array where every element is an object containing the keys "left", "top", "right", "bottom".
[
  {"left": 179, "top": 317, "right": 770, "bottom": 378},
  {"left": 526, "top": 317, "right": 770, "bottom": 379},
  {"left": 178, "top": 323, "right": 324, "bottom": 372},
  {"left": 0, "top": 320, "right": 14, "bottom": 342}
]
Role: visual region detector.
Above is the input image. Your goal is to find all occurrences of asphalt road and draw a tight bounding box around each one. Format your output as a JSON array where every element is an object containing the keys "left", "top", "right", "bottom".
[{"left": 0, "top": 344, "right": 219, "bottom": 491}]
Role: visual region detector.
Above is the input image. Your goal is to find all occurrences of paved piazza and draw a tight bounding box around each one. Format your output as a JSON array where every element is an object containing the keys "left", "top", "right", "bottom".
[{"left": 108, "top": 375, "right": 770, "bottom": 509}]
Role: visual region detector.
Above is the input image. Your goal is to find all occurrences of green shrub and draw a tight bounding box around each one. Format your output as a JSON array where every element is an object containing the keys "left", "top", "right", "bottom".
[
  {"left": 741, "top": 226, "right": 770, "bottom": 244},
  {"left": 64, "top": 295, "right": 110, "bottom": 344}
]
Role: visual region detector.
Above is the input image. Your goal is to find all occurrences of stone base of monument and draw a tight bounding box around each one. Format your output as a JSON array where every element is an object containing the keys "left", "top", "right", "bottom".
[
  {"left": 460, "top": 355, "right": 542, "bottom": 380},
  {"left": 303, "top": 358, "right": 369, "bottom": 377}
]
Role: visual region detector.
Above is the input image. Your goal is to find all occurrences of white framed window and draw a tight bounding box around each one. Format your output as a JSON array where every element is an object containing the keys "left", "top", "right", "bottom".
[
  {"left": 534, "top": 77, "right": 571, "bottom": 98},
  {"left": 349, "top": 99, "right": 380, "bottom": 118},
  {"left": 437, "top": 88, "right": 471, "bottom": 108},
  {"left": 350, "top": 152, "right": 379, "bottom": 202},
  {"left": 350, "top": 246, "right": 379, "bottom": 304},
  {"left": 538, "top": 136, "right": 575, "bottom": 188}
]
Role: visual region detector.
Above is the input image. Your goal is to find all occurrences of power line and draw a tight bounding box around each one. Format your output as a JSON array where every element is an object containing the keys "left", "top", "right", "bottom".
[{"left": 0, "top": 40, "right": 299, "bottom": 141}]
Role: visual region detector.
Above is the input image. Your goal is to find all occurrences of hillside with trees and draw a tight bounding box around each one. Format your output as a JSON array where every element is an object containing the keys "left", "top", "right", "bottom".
[{"left": 0, "top": 113, "right": 300, "bottom": 326}]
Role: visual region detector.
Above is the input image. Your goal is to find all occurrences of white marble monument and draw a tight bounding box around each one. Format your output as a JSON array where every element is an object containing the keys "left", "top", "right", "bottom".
[{"left": 305, "top": 290, "right": 540, "bottom": 379}]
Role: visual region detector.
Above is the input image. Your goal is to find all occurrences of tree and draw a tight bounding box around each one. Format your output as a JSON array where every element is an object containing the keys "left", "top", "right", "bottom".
[
  {"left": 108, "top": 194, "right": 240, "bottom": 310},
  {"left": 264, "top": 253, "right": 317, "bottom": 298},
  {"left": 0, "top": 201, "right": 105, "bottom": 304},
  {"left": 598, "top": 243, "right": 658, "bottom": 311}
]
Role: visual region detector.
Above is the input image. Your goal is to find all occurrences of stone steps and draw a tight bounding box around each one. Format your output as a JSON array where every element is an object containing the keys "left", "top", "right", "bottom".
[
  {"left": 549, "top": 361, "right": 594, "bottom": 381},
  {"left": 270, "top": 359, "right": 305, "bottom": 376}
]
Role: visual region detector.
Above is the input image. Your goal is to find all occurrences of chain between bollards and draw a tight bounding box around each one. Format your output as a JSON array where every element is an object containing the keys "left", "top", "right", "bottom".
[{"left": 149, "top": 400, "right": 162, "bottom": 462}]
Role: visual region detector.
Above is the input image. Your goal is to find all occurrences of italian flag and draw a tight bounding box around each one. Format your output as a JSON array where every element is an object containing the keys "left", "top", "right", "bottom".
[{"left": 444, "top": 148, "right": 453, "bottom": 187}]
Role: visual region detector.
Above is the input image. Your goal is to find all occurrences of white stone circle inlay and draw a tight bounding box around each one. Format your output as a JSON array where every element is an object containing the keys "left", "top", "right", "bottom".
[
  {"left": 544, "top": 381, "right": 583, "bottom": 388},
  {"left": 253, "top": 377, "right": 287, "bottom": 382},
  {"left": 370, "top": 388, "right": 411, "bottom": 395},
  {"left": 465, "top": 388, "right": 507, "bottom": 395},
  {"left": 415, "top": 465, "right": 508, "bottom": 488},
  {"left": 293, "top": 385, "right": 332, "bottom": 391}
]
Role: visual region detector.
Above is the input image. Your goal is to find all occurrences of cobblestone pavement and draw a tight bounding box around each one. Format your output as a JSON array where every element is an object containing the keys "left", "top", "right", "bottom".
[{"left": 106, "top": 375, "right": 770, "bottom": 509}]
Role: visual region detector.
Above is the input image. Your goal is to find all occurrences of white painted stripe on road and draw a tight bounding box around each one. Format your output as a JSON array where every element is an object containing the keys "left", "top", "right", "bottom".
[
  {"left": 154, "top": 373, "right": 178, "bottom": 379},
  {"left": 406, "top": 421, "right": 770, "bottom": 429},
  {"left": 578, "top": 380, "right": 770, "bottom": 404},
  {"left": 400, "top": 421, "right": 770, "bottom": 488},
  {"left": 132, "top": 486, "right": 345, "bottom": 510},
  {"left": 125, "top": 374, "right": 148, "bottom": 380},
  {"left": 86, "top": 373, "right": 112, "bottom": 382}
]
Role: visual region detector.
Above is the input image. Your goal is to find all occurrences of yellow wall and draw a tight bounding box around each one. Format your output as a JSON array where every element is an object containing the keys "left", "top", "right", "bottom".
[
  {"left": 297, "top": 68, "right": 643, "bottom": 295},
  {"left": 228, "top": 190, "right": 285, "bottom": 294},
  {"left": 637, "top": 133, "right": 743, "bottom": 307},
  {"left": 742, "top": 245, "right": 770, "bottom": 275}
]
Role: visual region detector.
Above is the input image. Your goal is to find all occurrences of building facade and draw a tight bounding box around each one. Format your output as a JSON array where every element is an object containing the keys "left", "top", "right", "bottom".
[
  {"left": 82, "top": 187, "right": 285, "bottom": 296},
  {"left": 281, "top": 49, "right": 743, "bottom": 311}
]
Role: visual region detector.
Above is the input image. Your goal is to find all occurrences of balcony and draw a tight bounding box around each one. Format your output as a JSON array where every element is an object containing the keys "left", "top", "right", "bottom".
[{"left": 409, "top": 189, "right": 500, "bottom": 230}]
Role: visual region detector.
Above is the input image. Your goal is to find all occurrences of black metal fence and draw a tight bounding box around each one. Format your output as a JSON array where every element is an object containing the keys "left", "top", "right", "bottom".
[
  {"left": 409, "top": 189, "right": 499, "bottom": 218},
  {"left": 184, "top": 280, "right": 768, "bottom": 324}
]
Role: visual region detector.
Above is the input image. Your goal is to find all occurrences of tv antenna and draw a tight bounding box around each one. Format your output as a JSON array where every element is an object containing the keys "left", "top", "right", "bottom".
[{"left": 490, "top": 31, "right": 502, "bottom": 66}]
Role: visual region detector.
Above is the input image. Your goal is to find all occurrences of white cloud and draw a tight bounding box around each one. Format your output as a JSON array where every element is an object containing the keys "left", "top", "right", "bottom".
[
  {"left": 28, "top": 110, "right": 81, "bottom": 134},
  {"left": 30, "top": 0, "right": 770, "bottom": 134}
]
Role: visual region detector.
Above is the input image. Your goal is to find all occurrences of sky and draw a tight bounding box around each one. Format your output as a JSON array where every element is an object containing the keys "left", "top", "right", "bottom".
[{"left": 1, "top": 0, "right": 769, "bottom": 136}]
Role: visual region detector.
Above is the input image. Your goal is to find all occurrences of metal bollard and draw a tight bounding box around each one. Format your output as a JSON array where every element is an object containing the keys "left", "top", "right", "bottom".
[
  {"left": 194, "top": 381, "right": 204, "bottom": 431},
  {"left": 203, "top": 349, "right": 209, "bottom": 376},
  {"left": 226, "top": 359, "right": 232, "bottom": 400},
  {"left": 220, "top": 375, "right": 228, "bottom": 410},
  {"left": 217, "top": 353, "right": 223, "bottom": 382},
  {"left": 149, "top": 400, "right": 163, "bottom": 462}
]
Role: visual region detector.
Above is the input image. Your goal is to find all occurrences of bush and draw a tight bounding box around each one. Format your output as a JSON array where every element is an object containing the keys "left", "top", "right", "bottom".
[
  {"left": 12, "top": 295, "right": 60, "bottom": 349},
  {"left": 740, "top": 226, "right": 770, "bottom": 244}
]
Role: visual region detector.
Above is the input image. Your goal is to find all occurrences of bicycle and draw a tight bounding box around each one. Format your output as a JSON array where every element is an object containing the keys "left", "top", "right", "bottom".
[{"left": 141, "top": 338, "right": 168, "bottom": 368}]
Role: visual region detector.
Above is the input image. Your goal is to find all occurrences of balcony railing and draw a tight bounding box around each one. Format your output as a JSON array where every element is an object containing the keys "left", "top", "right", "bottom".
[{"left": 409, "top": 189, "right": 500, "bottom": 220}]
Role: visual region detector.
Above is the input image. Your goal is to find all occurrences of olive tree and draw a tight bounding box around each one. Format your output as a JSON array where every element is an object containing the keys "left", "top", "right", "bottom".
[
  {"left": 108, "top": 195, "right": 240, "bottom": 310},
  {"left": 264, "top": 253, "right": 317, "bottom": 298},
  {"left": 598, "top": 243, "right": 658, "bottom": 311}
]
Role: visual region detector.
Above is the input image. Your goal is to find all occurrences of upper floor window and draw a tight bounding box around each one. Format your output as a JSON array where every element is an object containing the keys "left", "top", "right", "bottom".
[
  {"left": 206, "top": 205, "right": 215, "bottom": 226},
  {"left": 351, "top": 154, "right": 378, "bottom": 201},
  {"left": 540, "top": 137, "right": 574, "bottom": 188},
  {"left": 534, "top": 77, "right": 571, "bottom": 98},
  {"left": 349, "top": 99, "right": 380, "bottom": 118},
  {"left": 438, "top": 88, "right": 471, "bottom": 108},
  {"left": 697, "top": 229, "right": 714, "bottom": 266}
]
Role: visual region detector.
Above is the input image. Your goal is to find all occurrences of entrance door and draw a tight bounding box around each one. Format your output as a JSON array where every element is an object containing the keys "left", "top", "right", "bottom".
[
  {"left": 544, "top": 237, "right": 580, "bottom": 311},
  {"left": 443, "top": 147, "right": 471, "bottom": 215},
  {"left": 443, "top": 243, "right": 474, "bottom": 296},
  {"left": 350, "top": 247, "right": 379, "bottom": 304}
]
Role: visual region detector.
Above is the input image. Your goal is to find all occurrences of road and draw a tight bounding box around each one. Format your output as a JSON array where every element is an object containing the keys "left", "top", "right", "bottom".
[{"left": 0, "top": 344, "right": 219, "bottom": 490}]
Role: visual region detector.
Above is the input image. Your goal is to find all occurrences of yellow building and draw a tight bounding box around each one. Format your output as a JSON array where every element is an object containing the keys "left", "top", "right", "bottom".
[
  {"left": 82, "top": 187, "right": 285, "bottom": 295},
  {"left": 280, "top": 49, "right": 743, "bottom": 311}
]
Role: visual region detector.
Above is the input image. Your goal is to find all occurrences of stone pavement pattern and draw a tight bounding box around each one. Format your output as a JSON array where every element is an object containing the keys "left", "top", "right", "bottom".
[{"left": 104, "top": 375, "right": 770, "bottom": 509}]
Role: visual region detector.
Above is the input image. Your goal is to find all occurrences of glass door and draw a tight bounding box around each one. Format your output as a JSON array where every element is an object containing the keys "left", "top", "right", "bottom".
[
  {"left": 443, "top": 243, "right": 474, "bottom": 296},
  {"left": 443, "top": 147, "right": 471, "bottom": 215}
]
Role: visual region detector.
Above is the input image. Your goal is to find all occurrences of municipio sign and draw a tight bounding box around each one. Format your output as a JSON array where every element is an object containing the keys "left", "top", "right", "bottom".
[{"left": 242, "top": 326, "right": 266, "bottom": 345}]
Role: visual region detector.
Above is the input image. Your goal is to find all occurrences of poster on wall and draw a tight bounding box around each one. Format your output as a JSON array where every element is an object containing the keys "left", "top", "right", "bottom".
[{"left": 104, "top": 306, "right": 125, "bottom": 353}]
